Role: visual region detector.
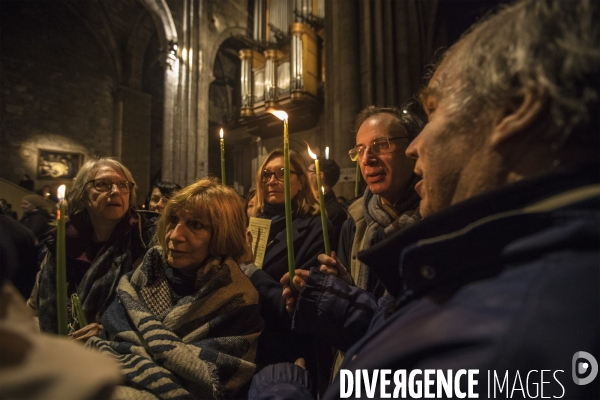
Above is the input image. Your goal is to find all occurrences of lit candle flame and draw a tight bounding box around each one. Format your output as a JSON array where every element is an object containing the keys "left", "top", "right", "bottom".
[
  {"left": 306, "top": 143, "right": 317, "bottom": 160},
  {"left": 325, "top": 146, "right": 329, "bottom": 160},
  {"left": 268, "top": 108, "right": 288, "bottom": 121},
  {"left": 220, "top": 128, "right": 224, "bottom": 139},
  {"left": 57, "top": 185, "right": 66, "bottom": 201}
]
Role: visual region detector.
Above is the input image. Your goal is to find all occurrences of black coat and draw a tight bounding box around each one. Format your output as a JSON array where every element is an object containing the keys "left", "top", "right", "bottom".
[
  {"left": 254, "top": 208, "right": 335, "bottom": 395},
  {"left": 0, "top": 214, "right": 37, "bottom": 298},
  {"left": 1, "top": 206, "right": 18, "bottom": 220},
  {"left": 323, "top": 189, "right": 348, "bottom": 251},
  {"left": 249, "top": 167, "right": 600, "bottom": 400},
  {"left": 20, "top": 208, "right": 52, "bottom": 239},
  {"left": 260, "top": 212, "right": 333, "bottom": 282}
]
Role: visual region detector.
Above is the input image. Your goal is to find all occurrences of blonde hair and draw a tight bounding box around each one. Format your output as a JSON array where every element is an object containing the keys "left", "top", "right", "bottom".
[
  {"left": 155, "top": 178, "right": 247, "bottom": 260},
  {"left": 252, "top": 149, "right": 319, "bottom": 218},
  {"left": 67, "top": 157, "right": 137, "bottom": 216}
]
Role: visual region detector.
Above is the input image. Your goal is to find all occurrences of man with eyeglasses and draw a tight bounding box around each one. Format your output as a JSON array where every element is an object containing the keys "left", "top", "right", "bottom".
[
  {"left": 321, "top": 105, "right": 422, "bottom": 299},
  {"left": 252, "top": 1, "right": 599, "bottom": 398}
]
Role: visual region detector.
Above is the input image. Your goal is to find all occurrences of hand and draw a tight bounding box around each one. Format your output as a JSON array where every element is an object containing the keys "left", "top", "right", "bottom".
[
  {"left": 294, "top": 358, "right": 306, "bottom": 369},
  {"left": 281, "top": 269, "right": 310, "bottom": 313},
  {"left": 317, "top": 251, "right": 352, "bottom": 285},
  {"left": 69, "top": 322, "right": 103, "bottom": 341},
  {"left": 237, "top": 229, "right": 255, "bottom": 265}
]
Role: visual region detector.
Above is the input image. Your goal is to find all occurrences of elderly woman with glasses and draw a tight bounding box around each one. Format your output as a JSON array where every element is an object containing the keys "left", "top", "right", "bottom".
[
  {"left": 244, "top": 148, "right": 334, "bottom": 393},
  {"left": 27, "top": 158, "right": 158, "bottom": 335}
]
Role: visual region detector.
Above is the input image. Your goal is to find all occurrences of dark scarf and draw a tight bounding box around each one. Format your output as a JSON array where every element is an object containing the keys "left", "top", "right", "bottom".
[
  {"left": 36, "top": 209, "right": 148, "bottom": 333},
  {"left": 260, "top": 201, "right": 300, "bottom": 244},
  {"left": 357, "top": 179, "right": 421, "bottom": 296},
  {"left": 88, "top": 247, "right": 263, "bottom": 399}
]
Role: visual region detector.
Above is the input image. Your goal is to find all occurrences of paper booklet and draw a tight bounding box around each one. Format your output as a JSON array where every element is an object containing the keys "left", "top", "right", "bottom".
[{"left": 248, "top": 217, "right": 272, "bottom": 269}]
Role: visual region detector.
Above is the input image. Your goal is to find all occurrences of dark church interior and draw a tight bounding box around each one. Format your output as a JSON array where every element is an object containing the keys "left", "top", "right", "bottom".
[
  {"left": 1, "top": 0, "right": 504, "bottom": 213},
  {"left": 3, "top": 1, "right": 597, "bottom": 399}
]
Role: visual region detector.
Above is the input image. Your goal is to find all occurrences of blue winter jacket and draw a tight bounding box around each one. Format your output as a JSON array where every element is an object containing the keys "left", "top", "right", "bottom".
[{"left": 249, "top": 168, "right": 600, "bottom": 400}]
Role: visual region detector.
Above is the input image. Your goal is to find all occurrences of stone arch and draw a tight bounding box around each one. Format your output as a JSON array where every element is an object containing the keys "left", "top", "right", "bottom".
[
  {"left": 125, "top": 12, "right": 157, "bottom": 90},
  {"left": 209, "top": 35, "right": 246, "bottom": 126},
  {"left": 207, "top": 27, "right": 247, "bottom": 76},
  {"left": 137, "top": 0, "right": 178, "bottom": 56},
  {"left": 63, "top": 1, "right": 123, "bottom": 86}
]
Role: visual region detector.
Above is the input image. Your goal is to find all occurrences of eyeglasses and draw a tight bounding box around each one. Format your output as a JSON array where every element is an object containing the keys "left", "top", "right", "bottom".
[
  {"left": 87, "top": 179, "right": 134, "bottom": 193},
  {"left": 261, "top": 168, "right": 298, "bottom": 183},
  {"left": 348, "top": 136, "right": 410, "bottom": 161}
]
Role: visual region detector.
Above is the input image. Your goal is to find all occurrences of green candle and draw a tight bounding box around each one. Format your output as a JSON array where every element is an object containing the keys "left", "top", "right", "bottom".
[
  {"left": 56, "top": 186, "right": 68, "bottom": 335},
  {"left": 355, "top": 160, "right": 360, "bottom": 197},
  {"left": 269, "top": 110, "right": 295, "bottom": 281},
  {"left": 71, "top": 293, "right": 88, "bottom": 328},
  {"left": 220, "top": 128, "right": 226, "bottom": 185},
  {"left": 307, "top": 145, "right": 330, "bottom": 255}
]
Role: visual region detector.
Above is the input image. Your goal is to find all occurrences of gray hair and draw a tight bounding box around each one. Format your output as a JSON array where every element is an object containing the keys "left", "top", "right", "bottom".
[
  {"left": 433, "top": 0, "right": 599, "bottom": 149},
  {"left": 354, "top": 105, "right": 422, "bottom": 140},
  {"left": 66, "top": 157, "right": 137, "bottom": 216}
]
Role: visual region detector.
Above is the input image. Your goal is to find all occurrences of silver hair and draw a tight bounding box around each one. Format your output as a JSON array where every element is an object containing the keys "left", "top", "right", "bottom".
[
  {"left": 435, "top": 0, "right": 599, "bottom": 148},
  {"left": 66, "top": 157, "right": 137, "bottom": 216}
]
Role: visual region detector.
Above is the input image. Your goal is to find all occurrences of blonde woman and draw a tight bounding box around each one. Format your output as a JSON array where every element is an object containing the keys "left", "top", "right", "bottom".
[
  {"left": 251, "top": 149, "right": 332, "bottom": 281},
  {"left": 248, "top": 149, "right": 334, "bottom": 394}
]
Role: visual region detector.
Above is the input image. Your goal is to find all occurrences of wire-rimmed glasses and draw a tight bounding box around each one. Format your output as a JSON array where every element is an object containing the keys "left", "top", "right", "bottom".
[{"left": 348, "top": 136, "right": 410, "bottom": 161}]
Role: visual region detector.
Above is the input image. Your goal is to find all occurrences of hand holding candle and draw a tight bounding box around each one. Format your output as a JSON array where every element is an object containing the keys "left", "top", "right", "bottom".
[
  {"left": 220, "top": 128, "right": 226, "bottom": 185},
  {"left": 307, "top": 144, "right": 331, "bottom": 255},
  {"left": 268, "top": 109, "right": 295, "bottom": 281},
  {"left": 56, "top": 185, "right": 68, "bottom": 335},
  {"left": 71, "top": 292, "right": 88, "bottom": 328}
]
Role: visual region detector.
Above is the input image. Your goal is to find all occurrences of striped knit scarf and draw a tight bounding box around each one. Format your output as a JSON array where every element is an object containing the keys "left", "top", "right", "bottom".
[
  {"left": 357, "top": 187, "right": 421, "bottom": 298},
  {"left": 88, "top": 247, "right": 263, "bottom": 399}
]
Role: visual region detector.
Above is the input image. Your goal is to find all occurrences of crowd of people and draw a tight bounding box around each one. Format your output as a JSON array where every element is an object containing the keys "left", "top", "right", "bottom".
[{"left": 0, "top": 0, "right": 598, "bottom": 398}]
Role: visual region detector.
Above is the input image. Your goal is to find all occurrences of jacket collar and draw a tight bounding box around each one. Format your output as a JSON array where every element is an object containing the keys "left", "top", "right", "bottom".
[{"left": 358, "top": 167, "right": 600, "bottom": 297}]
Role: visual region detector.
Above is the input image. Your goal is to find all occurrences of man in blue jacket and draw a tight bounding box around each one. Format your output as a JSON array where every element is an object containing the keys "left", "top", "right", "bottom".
[{"left": 249, "top": 0, "right": 600, "bottom": 398}]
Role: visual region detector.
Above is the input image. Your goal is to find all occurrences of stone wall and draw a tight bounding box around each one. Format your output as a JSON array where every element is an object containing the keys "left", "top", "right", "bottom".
[
  {"left": 0, "top": 1, "right": 115, "bottom": 193},
  {"left": 119, "top": 87, "right": 152, "bottom": 206}
]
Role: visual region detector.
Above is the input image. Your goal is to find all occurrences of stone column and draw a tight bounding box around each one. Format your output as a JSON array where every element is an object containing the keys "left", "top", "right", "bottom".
[
  {"left": 162, "top": 0, "right": 206, "bottom": 186},
  {"left": 325, "top": 0, "right": 361, "bottom": 200},
  {"left": 114, "top": 86, "right": 152, "bottom": 204}
]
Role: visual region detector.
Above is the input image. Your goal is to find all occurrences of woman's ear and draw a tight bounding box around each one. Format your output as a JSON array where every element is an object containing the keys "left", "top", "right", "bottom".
[{"left": 490, "top": 89, "right": 546, "bottom": 148}]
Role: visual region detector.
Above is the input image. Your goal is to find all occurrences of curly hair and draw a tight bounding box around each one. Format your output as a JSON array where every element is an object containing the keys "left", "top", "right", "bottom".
[
  {"left": 354, "top": 105, "right": 422, "bottom": 140},
  {"left": 427, "top": 0, "right": 599, "bottom": 149}
]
